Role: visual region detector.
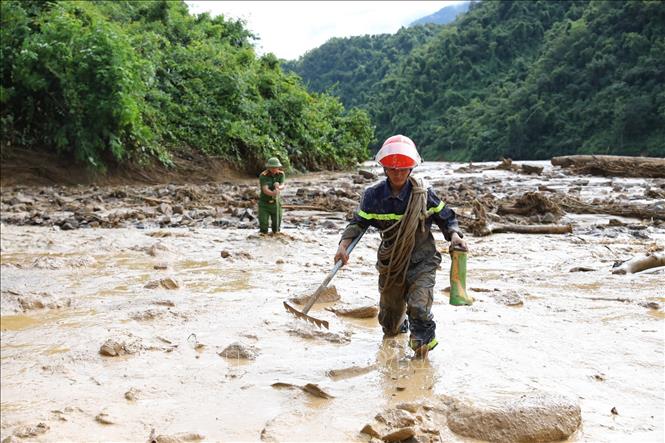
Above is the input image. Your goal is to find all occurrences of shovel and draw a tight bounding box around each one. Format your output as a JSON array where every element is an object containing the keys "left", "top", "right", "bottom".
[{"left": 283, "top": 227, "right": 367, "bottom": 329}]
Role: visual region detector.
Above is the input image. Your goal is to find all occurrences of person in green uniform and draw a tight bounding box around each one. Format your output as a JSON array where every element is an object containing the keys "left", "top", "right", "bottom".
[{"left": 258, "top": 157, "right": 286, "bottom": 234}]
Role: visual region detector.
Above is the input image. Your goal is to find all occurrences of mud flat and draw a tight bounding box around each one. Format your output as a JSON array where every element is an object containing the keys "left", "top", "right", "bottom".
[{"left": 1, "top": 161, "right": 663, "bottom": 442}]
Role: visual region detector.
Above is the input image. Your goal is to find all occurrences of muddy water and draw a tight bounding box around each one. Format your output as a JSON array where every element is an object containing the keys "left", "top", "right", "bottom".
[{"left": 1, "top": 162, "right": 664, "bottom": 442}]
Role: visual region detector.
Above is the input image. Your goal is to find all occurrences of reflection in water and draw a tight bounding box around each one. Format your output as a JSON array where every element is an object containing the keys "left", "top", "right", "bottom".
[
  {"left": 0, "top": 314, "right": 41, "bottom": 331},
  {"left": 376, "top": 337, "right": 438, "bottom": 403}
]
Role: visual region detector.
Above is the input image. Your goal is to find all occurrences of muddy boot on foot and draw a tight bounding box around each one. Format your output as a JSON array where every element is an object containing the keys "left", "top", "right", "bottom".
[{"left": 409, "top": 336, "right": 438, "bottom": 359}]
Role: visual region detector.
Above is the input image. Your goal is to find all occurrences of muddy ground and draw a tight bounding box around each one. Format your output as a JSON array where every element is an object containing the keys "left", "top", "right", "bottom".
[{"left": 1, "top": 161, "right": 663, "bottom": 442}]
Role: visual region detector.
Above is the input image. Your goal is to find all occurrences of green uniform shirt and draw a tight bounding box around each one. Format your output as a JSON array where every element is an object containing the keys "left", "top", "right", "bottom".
[{"left": 259, "top": 170, "right": 285, "bottom": 204}]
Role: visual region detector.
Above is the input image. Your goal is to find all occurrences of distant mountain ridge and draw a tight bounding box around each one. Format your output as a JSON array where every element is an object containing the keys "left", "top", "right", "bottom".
[
  {"left": 285, "top": 1, "right": 665, "bottom": 161},
  {"left": 409, "top": 1, "right": 471, "bottom": 26}
]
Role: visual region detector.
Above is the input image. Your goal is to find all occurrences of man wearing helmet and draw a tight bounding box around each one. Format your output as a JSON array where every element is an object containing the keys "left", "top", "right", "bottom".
[
  {"left": 258, "top": 157, "right": 286, "bottom": 234},
  {"left": 334, "top": 135, "right": 467, "bottom": 358}
]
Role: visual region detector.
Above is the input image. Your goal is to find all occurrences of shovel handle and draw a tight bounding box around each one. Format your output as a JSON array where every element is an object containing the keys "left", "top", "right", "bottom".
[{"left": 301, "top": 227, "right": 367, "bottom": 315}]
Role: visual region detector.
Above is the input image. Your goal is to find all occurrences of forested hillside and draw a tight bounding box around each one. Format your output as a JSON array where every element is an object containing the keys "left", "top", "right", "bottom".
[
  {"left": 286, "top": 0, "right": 665, "bottom": 161},
  {"left": 1, "top": 0, "right": 373, "bottom": 173},
  {"left": 282, "top": 25, "right": 440, "bottom": 110}
]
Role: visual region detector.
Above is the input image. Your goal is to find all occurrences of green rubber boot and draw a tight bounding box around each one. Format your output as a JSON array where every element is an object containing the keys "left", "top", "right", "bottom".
[{"left": 449, "top": 246, "right": 474, "bottom": 306}]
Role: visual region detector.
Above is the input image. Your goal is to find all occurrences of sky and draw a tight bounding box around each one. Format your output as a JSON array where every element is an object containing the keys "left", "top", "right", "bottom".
[{"left": 185, "top": 1, "right": 465, "bottom": 60}]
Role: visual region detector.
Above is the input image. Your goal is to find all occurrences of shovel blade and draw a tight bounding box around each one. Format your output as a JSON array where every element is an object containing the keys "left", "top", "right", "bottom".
[{"left": 283, "top": 301, "right": 329, "bottom": 329}]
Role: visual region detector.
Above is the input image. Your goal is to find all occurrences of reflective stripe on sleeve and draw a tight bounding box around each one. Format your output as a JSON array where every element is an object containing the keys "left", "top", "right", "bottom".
[
  {"left": 357, "top": 210, "right": 403, "bottom": 221},
  {"left": 426, "top": 201, "right": 446, "bottom": 216},
  {"left": 358, "top": 201, "right": 445, "bottom": 221}
]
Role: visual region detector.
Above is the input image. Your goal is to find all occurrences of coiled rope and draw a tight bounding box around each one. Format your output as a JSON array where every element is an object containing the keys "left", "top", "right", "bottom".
[{"left": 377, "top": 176, "right": 428, "bottom": 289}]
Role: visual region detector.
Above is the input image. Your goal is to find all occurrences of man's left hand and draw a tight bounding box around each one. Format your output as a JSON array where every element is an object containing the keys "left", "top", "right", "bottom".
[{"left": 451, "top": 232, "right": 468, "bottom": 251}]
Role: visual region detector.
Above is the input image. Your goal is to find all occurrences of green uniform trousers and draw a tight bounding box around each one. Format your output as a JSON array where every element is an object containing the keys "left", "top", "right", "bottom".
[{"left": 258, "top": 200, "right": 282, "bottom": 233}]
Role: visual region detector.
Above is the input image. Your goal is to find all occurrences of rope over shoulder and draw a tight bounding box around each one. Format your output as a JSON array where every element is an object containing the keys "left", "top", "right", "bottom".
[{"left": 377, "top": 176, "right": 429, "bottom": 289}]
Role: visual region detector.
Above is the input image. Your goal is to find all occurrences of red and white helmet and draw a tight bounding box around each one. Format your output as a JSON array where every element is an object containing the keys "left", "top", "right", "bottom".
[{"left": 375, "top": 134, "right": 421, "bottom": 169}]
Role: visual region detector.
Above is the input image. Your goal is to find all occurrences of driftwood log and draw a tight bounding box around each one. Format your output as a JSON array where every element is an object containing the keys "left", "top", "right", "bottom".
[
  {"left": 475, "top": 223, "right": 572, "bottom": 237},
  {"left": 611, "top": 252, "right": 665, "bottom": 275},
  {"left": 551, "top": 155, "right": 665, "bottom": 178},
  {"left": 498, "top": 192, "right": 665, "bottom": 221},
  {"left": 559, "top": 196, "right": 665, "bottom": 221}
]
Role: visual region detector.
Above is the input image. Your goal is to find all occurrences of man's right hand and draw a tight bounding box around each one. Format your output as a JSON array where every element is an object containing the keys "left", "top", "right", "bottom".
[{"left": 334, "top": 239, "right": 352, "bottom": 266}]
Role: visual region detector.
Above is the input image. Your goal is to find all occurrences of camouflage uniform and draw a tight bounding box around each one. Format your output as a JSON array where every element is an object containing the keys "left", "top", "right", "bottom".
[{"left": 339, "top": 178, "right": 462, "bottom": 346}]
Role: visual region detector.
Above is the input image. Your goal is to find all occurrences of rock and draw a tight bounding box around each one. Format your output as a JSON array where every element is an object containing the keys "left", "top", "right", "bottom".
[
  {"left": 32, "top": 256, "right": 66, "bottom": 269},
  {"left": 146, "top": 243, "right": 167, "bottom": 256},
  {"left": 17, "top": 295, "right": 46, "bottom": 310},
  {"left": 158, "top": 203, "right": 172, "bottom": 216},
  {"left": 327, "top": 304, "right": 378, "bottom": 318},
  {"left": 493, "top": 290, "right": 524, "bottom": 306},
  {"left": 12, "top": 423, "right": 49, "bottom": 438},
  {"left": 358, "top": 169, "right": 377, "bottom": 179},
  {"left": 144, "top": 280, "right": 160, "bottom": 289},
  {"left": 569, "top": 266, "right": 596, "bottom": 272},
  {"left": 100, "top": 339, "right": 127, "bottom": 357},
  {"left": 95, "top": 412, "right": 115, "bottom": 425},
  {"left": 239, "top": 208, "right": 255, "bottom": 221},
  {"left": 271, "top": 382, "right": 334, "bottom": 399},
  {"left": 148, "top": 429, "right": 205, "bottom": 443},
  {"left": 302, "top": 383, "right": 334, "bottom": 399},
  {"left": 286, "top": 328, "right": 351, "bottom": 344},
  {"left": 160, "top": 277, "right": 179, "bottom": 289},
  {"left": 375, "top": 409, "right": 417, "bottom": 427},
  {"left": 396, "top": 402, "right": 420, "bottom": 414},
  {"left": 218, "top": 342, "right": 258, "bottom": 360},
  {"left": 521, "top": 164, "right": 544, "bottom": 175},
  {"left": 540, "top": 212, "right": 557, "bottom": 223},
  {"left": 326, "top": 364, "right": 377, "bottom": 380},
  {"left": 130, "top": 309, "right": 165, "bottom": 321},
  {"left": 381, "top": 427, "right": 415, "bottom": 442},
  {"left": 144, "top": 277, "right": 179, "bottom": 290},
  {"left": 99, "top": 338, "right": 140, "bottom": 356},
  {"left": 221, "top": 250, "right": 231, "bottom": 258},
  {"left": 639, "top": 301, "right": 661, "bottom": 310},
  {"left": 446, "top": 391, "right": 581, "bottom": 443},
  {"left": 360, "top": 423, "right": 381, "bottom": 438},
  {"left": 290, "top": 285, "right": 339, "bottom": 305},
  {"left": 124, "top": 388, "right": 140, "bottom": 401}
]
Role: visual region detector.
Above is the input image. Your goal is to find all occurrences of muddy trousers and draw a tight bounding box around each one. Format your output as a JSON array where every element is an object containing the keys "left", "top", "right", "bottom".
[
  {"left": 378, "top": 263, "right": 436, "bottom": 345},
  {"left": 258, "top": 200, "right": 282, "bottom": 233}
]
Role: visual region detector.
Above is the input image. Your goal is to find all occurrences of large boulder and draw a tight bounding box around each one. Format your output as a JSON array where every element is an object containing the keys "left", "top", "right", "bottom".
[{"left": 446, "top": 391, "right": 581, "bottom": 443}]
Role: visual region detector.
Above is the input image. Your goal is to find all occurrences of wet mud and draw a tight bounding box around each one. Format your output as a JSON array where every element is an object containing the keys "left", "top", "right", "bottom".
[{"left": 1, "top": 161, "right": 663, "bottom": 442}]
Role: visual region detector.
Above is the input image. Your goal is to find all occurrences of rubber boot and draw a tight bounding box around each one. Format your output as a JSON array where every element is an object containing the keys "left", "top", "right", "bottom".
[{"left": 449, "top": 245, "right": 473, "bottom": 306}]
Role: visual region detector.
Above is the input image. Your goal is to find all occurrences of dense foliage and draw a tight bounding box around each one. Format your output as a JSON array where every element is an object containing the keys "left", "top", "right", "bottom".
[
  {"left": 1, "top": 0, "right": 373, "bottom": 172},
  {"left": 286, "top": 0, "right": 665, "bottom": 160}
]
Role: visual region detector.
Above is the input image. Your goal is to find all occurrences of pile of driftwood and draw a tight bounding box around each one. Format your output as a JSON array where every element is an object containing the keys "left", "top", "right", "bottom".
[
  {"left": 464, "top": 190, "right": 663, "bottom": 237},
  {"left": 559, "top": 195, "right": 665, "bottom": 220},
  {"left": 551, "top": 155, "right": 665, "bottom": 178},
  {"left": 466, "top": 195, "right": 572, "bottom": 237}
]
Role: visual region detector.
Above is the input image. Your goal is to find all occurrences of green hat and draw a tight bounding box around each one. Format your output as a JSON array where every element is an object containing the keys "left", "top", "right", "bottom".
[{"left": 265, "top": 157, "right": 283, "bottom": 168}]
